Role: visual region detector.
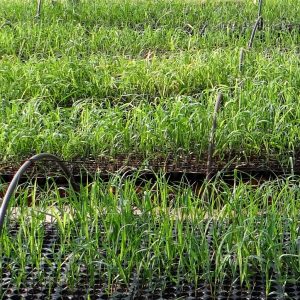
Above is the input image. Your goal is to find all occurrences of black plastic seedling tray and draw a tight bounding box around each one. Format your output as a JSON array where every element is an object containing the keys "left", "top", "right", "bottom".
[{"left": 1, "top": 223, "right": 299, "bottom": 300}]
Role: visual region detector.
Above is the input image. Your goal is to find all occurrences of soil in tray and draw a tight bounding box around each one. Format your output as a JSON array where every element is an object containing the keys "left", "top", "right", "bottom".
[
  {"left": 1, "top": 275, "right": 300, "bottom": 299},
  {"left": 1, "top": 152, "right": 300, "bottom": 177}
]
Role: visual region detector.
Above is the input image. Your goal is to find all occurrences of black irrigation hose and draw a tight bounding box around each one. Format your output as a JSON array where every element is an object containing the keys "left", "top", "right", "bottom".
[{"left": 0, "top": 153, "right": 78, "bottom": 233}]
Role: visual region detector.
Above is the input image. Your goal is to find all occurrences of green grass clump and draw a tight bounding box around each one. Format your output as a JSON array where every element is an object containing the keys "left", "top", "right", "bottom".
[
  {"left": 2, "top": 0, "right": 299, "bottom": 29},
  {"left": 0, "top": 0, "right": 300, "bottom": 163},
  {"left": 0, "top": 50, "right": 239, "bottom": 103},
  {"left": 2, "top": 48, "right": 300, "bottom": 105},
  {"left": 0, "top": 85, "right": 299, "bottom": 162},
  {"left": 2, "top": 14, "right": 299, "bottom": 60},
  {"left": 1, "top": 175, "right": 299, "bottom": 295},
  {"left": 0, "top": 1, "right": 300, "bottom": 297}
]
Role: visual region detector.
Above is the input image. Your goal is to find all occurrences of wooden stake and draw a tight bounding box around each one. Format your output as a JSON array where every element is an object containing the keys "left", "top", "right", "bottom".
[
  {"left": 248, "top": 16, "right": 262, "bottom": 49},
  {"left": 35, "top": 0, "right": 42, "bottom": 19}
]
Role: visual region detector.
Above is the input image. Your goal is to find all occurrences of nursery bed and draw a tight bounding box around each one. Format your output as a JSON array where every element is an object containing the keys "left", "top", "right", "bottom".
[
  {"left": 1, "top": 174, "right": 299, "bottom": 299},
  {"left": 1, "top": 222, "right": 299, "bottom": 300},
  {"left": 1, "top": 1, "right": 300, "bottom": 298},
  {"left": 1, "top": 154, "right": 300, "bottom": 180}
]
